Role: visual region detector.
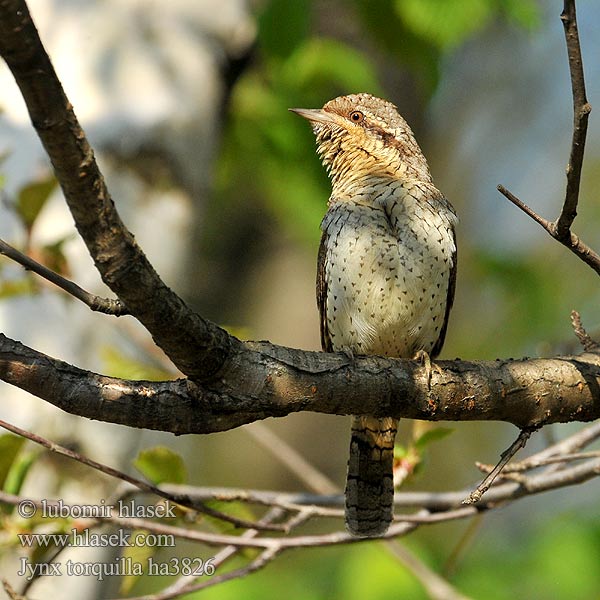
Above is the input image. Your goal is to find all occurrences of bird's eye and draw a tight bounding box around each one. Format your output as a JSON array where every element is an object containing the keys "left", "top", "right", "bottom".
[{"left": 349, "top": 110, "right": 364, "bottom": 123}]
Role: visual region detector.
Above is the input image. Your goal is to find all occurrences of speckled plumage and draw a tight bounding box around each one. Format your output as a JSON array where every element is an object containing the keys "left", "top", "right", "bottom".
[{"left": 292, "top": 93, "right": 457, "bottom": 537}]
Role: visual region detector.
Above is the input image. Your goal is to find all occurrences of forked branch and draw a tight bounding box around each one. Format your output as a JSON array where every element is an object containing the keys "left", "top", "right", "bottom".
[{"left": 498, "top": 0, "right": 598, "bottom": 275}]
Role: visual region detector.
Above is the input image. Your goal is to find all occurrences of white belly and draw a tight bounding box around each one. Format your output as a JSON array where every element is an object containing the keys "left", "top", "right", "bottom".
[{"left": 322, "top": 196, "right": 455, "bottom": 358}]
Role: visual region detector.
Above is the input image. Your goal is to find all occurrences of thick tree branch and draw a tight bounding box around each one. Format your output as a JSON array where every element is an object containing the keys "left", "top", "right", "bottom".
[
  {"left": 2, "top": 333, "right": 600, "bottom": 433},
  {"left": 0, "top": 0, "right": 237, "bottom": 381}
]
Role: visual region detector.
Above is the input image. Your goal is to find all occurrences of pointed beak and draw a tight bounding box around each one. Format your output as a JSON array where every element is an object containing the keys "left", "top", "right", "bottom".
[{"left": 289, "top": 107, "right": 336, "bottom": 125}]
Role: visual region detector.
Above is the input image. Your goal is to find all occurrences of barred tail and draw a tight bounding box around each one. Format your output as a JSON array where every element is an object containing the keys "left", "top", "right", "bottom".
[{"left": 344, "top": 415, "right": 398, "bottom": 537}]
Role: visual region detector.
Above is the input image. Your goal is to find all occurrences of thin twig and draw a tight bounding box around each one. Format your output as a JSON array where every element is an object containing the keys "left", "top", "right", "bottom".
[
  {"left": 496, "top": 185, "right": 553, "bottom": 230},
  {"left": 443, "top": 514, "right": 484, "bottom": 579},
  {"left": 463, "top": 427, "right": 537, "bottom": 504},
  {"left": 245, "top": 422, "right": 339, "bottom": 494},
  {"left": 476, "top": 450, "right": 600, "bottom": 475},
  {"left": 0, "top": 238, "right": 128, "bottom": 316},
  {"left": 0, "top": 419, "right": 284, "bottom": 532},
  {"left": 570, "top": 310, "right": 600, "bottom": 351},
  {"left": 497, "top": 0, "right": 599, "bottom": 276},
  {"left": 159, "top": 418, "right": 600, "bottom": 510},
  {"left": 3, "top": 454, "right": 600, "bottom": 552},
  {"left": 556, "top": 0, "right": 591, "bottom": 238},
  {"left": 140, "top": 511, "right": 313, "bottom": 600},
  {"left": 497, "top": 185, "right": 600, "bottom": 275},
  {"left": 2, "top": 579, "right": 26, "bottom": 600},
  {"left": 126, "top": 507, "right": 291, "bottom": 600},
  {"left": 386, "top": 541, "right": 473, "bottom": 600}
]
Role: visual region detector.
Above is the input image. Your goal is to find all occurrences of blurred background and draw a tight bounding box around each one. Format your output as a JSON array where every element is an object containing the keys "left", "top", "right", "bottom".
[{"left": 1, "top": 0, "right": 600, "bottom": 598}]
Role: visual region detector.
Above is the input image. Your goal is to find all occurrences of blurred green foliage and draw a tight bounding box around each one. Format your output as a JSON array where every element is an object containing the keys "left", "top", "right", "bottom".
[
  {"left": 215, "top": 0, "right": 540, "bottom": 248},
  {"left": 203, "top": 1, "right": 600, "bottom": 599},
  {"left": 4, "top": 1, "right": 600, "bottom": 598}
]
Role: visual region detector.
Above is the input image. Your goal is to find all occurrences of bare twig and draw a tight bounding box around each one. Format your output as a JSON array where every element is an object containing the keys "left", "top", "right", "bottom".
[
  {"left": 476, "top": 451, "right": 600, "bottom": 475},
  {"left": 387, "top": 541, "right": 472, "bottom": 600},
  {"left": 443, "top": 514, "right": 484, "bottom": 578},
  {"left": 497, "top": 185, "right": 600, "bottom": 275},
  {"left": 556, "top": 0, "right": 591, "bottom": 238},
  {"left": 0, "top": 238, "right": 128, "bottom": 315},
  {"left": 523, "top": 420, "right": 600, "bottom": 463},
  {"left": 160, "top": 416, "right": 600, "bottom": 511},
  {"left": 496, "top": 185, "right": 553, "bottom": 230},
  {"left": 126, "top": 507, "right": 291, "bottom": 600},
  {"left": 570, "top": 310, "right": 600, "bottom": 351},
  {"left": 2, "top": 579, "right": 27, "bottom": 600},
  {"left": 2, "top": 452, "right": 600, "bottom": 554},
  {"left": 245, "top": 422, "right": 339, "bottom": 495},
  {"left": 497, "top": 0, "right": 599, "bottom": 275},
  {"left": 0, "top": 419, "right": 284, "bottom": 532},
  {"left": 463, "top": 427, "right": 536, "bottom": 504}
]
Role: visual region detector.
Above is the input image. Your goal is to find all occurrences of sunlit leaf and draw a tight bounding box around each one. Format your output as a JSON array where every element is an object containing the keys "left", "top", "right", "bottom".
[
  {"left": 500, "top": 0, "right": 541, "bottom": 30},
  {"left": 3, "top": 451, "right": 37, "bottom": 496},
  {"left": 414, "top": 426, "right": 454, "bottom": 450},
  {"left": 133, "top": 446, "right": 187, "bottom": 485},
  {"left": 15, "top": 174, "right": 57, "bottom": 230},
  {"left": 281, "top": 38, "right": 383, "bottom": 97}
]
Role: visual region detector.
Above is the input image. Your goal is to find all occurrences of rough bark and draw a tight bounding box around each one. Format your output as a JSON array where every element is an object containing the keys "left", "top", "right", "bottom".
[{"left": 1, "top": 334, "right": 599, "bottom": 434}]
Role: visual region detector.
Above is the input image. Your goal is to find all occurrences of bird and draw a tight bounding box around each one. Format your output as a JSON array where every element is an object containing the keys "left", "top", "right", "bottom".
[{"left": 290, "top": 93, "right": 457, "bottom": 537}]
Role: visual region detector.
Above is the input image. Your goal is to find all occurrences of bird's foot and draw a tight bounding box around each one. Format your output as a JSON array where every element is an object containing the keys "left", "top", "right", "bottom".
[{"left": 413, "top": 350, "right": 442, "bottom": 392}]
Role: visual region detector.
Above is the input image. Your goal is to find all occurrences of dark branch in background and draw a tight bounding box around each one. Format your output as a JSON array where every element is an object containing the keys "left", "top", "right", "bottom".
[
  {"left": 498, "top": 0, "right": 598, "bottom": 275},
  {"left": 0, "top": 419, "right": 284, "bottom": 532},
  {"left": 0, "top": 238, "right": 128, "bottom": 315},
  {"left": 0, "top": 0, "right": 237, "bottom": 381}
]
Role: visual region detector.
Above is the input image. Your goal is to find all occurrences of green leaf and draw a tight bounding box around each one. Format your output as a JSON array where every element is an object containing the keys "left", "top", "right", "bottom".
[
  {"left": 40, "top": 235, "right": 75, "bottom": 277},
  {"left": 133, "top": 446, "right": 187, "bottom": 485},
  {"left": 3, "top": 451, "right": 37, "bottom": 496},
  {"left": 414, "top": 426, "right": 454, "bottom": 450},
  {"left": 15, "top": 175, "right": 57, "bottom": 230},
  {"left": 0, "top": 434, "right": 26, "bottom": 489}
]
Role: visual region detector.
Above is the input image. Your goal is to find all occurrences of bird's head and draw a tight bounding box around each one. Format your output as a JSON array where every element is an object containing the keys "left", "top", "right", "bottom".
[{"left": 290, "top": 93, "right": 431, "bottom": 191}]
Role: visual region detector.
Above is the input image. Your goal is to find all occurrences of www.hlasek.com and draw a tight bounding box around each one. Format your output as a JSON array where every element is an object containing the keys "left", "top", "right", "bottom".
[
  {"left": 18, "top": 528, "right": 175, "bottom": 549},
  {"left": 18, "top": 556, "right": 216, "bottom": 582}
]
